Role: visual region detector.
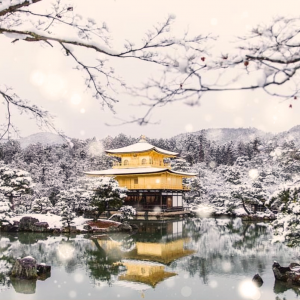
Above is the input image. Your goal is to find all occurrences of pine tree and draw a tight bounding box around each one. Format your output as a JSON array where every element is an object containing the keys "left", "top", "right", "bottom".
[
  {"left": 90, "top": 177, "right": 127, "bottom": 221},
  {"left": 60, "top": 202, "right": 75, "bottom": 230},
  {"left": 31, "top": 197, "right": 53, "bottom": 214},
  {"left": 0, "top": 193, "right": 14, "bottom": 226},
  {"left": 0, "top": 163, "right": 34, "bottom": 211},
  {"left": 198, "top": 134, "right": 206, "bottom": 163},
  {"left": 171, "top": 158, "right": 191, "bottom": 172}
]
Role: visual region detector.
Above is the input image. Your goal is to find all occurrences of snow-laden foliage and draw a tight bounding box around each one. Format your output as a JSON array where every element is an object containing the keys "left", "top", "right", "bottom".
[
  {"left": 0, "top": 161, "right": 34, "bottom": 217},
  {"left": 90, "top": 177, "right": 127, "bottom": 221},
  {"left": 0, "top": 193, "right": 14, "bottom": 225},
  {"left": 60, "top": 202, "right": 75, "bottom": 229},
  {"left": 171, "top": 158, "right": 191, "bottom": 172},
  {"left": 31, "top": 197, "right": 53, "bottom": 214},
  {"left": 0, "top": 161, "right": 34, "bottom": 199},
  {"left": 186, "top": 139, "right": 300, "bottom": 219},
  {"left": 269, "top": 186, "right": 300, "bottom": 245},
  {"left": 119, "top": 206, "right": 136, "bottom": 220}
]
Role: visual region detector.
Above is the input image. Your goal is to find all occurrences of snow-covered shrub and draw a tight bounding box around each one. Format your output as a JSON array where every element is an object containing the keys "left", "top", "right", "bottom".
[
  {"left": 0, "top": 193, "right": 14, "bottom": 226},
  {"left": 0, "top": 162, "right": 34, "bottom": 211},
  {"left": 60, "top": 202, "right": 75, "bottom": 229},
  {"left": 31, "top": 197, "right": 53, "bottom": 214},
  {"left": 271, "top": 187, "right": 300, "bottom": 245},
  {"left": 119, "top": 206, "right": 136, "bottom": 220}
]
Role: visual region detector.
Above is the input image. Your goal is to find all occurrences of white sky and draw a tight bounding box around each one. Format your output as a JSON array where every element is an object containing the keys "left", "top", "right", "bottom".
[{"left": 1, "top": 0, "right": 300, "bottom": 140}]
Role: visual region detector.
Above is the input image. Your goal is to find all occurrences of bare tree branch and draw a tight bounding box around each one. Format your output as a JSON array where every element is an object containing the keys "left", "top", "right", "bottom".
[
  {"left": 0, "top": 87, "right": 67, "bottom": 141},
  {"left": 0, "top": 2, "right": 212, "bottom": 135},
  {"left": 0, "top": 0, "right": 42, "bottom": 17}
]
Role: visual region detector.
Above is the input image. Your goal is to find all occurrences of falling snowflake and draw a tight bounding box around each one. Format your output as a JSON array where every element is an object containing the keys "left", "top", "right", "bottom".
[
  {"left": 248, "top": 169, "right": 259, "bottom": 180},
  {"left": 69, "top": 291, "right": 77, "bottom": 298},
  {"left": 74, "top": 273, "right": 84, "bottom": 283},
  {"left": 181, "top": 286, "right": 192, "bottom": 297},
  {"left": 238, "top": 280, "right": 260, "bottom": 300},
  {"left": 185, "top": 124, "right": 194, "bottom": 132},
  {"left": 209, "top": 280, "right": 218, "bottom": 288},
  {"left": 71, "top": 93, "right": 82, "bottom": 105},
  {"left": 210, "top": 18, "right": 218, "bottom": 26}
]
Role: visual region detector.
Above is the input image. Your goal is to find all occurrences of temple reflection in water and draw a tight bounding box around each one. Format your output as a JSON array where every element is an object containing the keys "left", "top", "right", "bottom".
[{"left": 94, "top": 220, "right": 194, "bottom": 291}]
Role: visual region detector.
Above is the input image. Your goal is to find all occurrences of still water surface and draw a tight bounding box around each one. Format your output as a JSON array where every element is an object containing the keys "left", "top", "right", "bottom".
[{"left": 0, "top": 218, "right": 300, "bottom": 300}]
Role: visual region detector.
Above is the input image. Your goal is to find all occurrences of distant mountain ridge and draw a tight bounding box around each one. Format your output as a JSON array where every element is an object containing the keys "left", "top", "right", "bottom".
[
  {"left": 18, "top": 132, "right": 65, "bottom": 148},
  {"left": 274, "top": 125, "right": 300, "bottom": 146},
  {"left": 174, "top": 127, "right": 273, "bottom": 145},
  {"left": 2, "top": 125, "right": 300, "bottom": 148}
]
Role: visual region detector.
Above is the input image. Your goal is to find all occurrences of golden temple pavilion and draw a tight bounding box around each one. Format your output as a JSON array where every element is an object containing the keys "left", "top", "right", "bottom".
[{"left": 85, "top": 136, "right": 196, "bottom": 212}]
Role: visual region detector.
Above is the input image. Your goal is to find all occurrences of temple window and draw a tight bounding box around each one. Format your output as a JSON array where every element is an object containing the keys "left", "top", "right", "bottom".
[
  {"left": 124, "top": 159, "right": 129, "bottom": 166},
  {"left": 141, "top": 158, "right": 147, "bottom": 165}
]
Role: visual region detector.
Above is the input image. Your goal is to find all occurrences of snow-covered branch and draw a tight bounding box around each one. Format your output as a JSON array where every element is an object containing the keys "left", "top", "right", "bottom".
[
  {"left": 0, "top": 87, "right": 66, "bottom": 141},
  {"left": 0, "top": 0, "right": 41, "bottom": 17},
  {"left": 0, "top": 1, "right": 212, "bottom": 136},
  {"left": 123, "top": 16, "right": 300, "bottom": 125}
]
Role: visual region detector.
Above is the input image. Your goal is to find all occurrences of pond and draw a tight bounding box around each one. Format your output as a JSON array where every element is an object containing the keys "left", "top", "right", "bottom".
[{"left": 0, "top": 217, "right": 300, "bottom": 300}]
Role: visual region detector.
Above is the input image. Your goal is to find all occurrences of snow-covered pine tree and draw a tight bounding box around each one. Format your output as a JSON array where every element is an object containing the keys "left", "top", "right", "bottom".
[
  {"left": 0, "top": 163, "right": 34, "bottom": 211},
  {"left": 119, "top": 206, "right": 136, "bottom": 221},
  {"left": 184, "top": 177, "right": 207, "bottom": 205},
  {"left": 60, "top": 202, "right": 75, "bottom": 230},
  {"left": 171, "top": 158, "right": 191, "bottom": 172},
  {"left": 90, "top": 177, "right": 127, "bottom": 221},
  {"left": 0, "top": 193, "right": 14, "bottom": 226},
  {"left": 31, "top": 197, "right": 53, "bottom": 214}
]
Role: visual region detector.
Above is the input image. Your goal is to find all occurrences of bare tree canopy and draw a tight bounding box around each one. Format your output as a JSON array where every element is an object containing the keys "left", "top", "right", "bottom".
[
  {"left": 0, "top": 0, "right": 211, "bottom": 139},
  {"left": 135, "top": 16, "right": 300, "bottom": 124}
]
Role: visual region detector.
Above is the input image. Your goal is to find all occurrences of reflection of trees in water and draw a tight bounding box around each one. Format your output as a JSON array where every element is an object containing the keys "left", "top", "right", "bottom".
[
  {"left": 84, "top": 240, "right": 125, "bottom": 286},
  {"left": 0, "top": 233, "right": 130, "bottom": 291},
  {"left": 178, "top": 218, "right": 299, "bottom": 284},
  {"left": 183, "top": 256, "right": 211, "bottom": 284},
  {"left": 0, "top": 233, "right": 95, "bottom": 291},
  {"left": 0, "top": 238, "right": 15, "bottom": 292}
]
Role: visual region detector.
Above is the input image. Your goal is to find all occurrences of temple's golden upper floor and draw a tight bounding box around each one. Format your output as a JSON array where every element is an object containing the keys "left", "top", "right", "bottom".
[
  {"left": 84, "top": 136, "right": 197, "bottom": 191},
  {"left": 106, "top": 136, "right": 177, "bottom": 169}
]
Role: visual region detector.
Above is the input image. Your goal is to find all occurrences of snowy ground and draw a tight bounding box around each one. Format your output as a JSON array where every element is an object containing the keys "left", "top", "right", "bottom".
[
  {"left": 10, "top": 214, "right": 89, "bottom": 230},
  {"left": 9, "top": 213, "right": 123, "bottom": 230}
]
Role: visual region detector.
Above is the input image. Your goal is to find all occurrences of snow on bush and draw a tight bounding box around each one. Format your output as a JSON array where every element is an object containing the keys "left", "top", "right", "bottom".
[{"left": 119, "top": 206, "right": 136, "bottom": 220}]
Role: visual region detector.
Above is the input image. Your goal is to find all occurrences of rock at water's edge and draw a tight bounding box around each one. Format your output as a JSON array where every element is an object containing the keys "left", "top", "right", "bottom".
[
  {"left": 272, "top": 261, "right": 300, "bottom": 285},
  {"left": 252, "top": 274, "right": 263, "bottom": 287},
  {"left": 19, "top": 217, "right": 39, "bottom": 231}
]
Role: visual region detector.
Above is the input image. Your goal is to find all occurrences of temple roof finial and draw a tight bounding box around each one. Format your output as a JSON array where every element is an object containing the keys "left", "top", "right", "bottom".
[{"left": 139, "top": 135, "right": 147, "bottom": 143}]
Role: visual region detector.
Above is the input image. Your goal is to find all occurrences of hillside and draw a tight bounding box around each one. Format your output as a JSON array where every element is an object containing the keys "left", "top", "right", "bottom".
[
  {"left": 174, "top": 127, "right": 272, "bottom": 145},
  {"left": 274, "top": 125, "right": 300, "bottom": 146},
  {"left": 19, "top": 132, "right": 66, "bottom": 148}
]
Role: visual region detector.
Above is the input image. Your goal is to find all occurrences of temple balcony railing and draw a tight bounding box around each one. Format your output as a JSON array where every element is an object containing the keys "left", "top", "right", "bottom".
[
  {"left": 121, "top": 183, "right": 191, "bottom": 191},
  {"left": 112, "top": 161, "right": 171, "bottom": 169}
]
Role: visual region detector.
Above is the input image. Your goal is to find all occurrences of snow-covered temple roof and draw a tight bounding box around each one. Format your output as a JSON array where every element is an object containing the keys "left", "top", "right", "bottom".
[
  {"left": 84, "top": 167, "right": 197, "bottom": 177},
  {"left": 105, "top": 136, "right": 178, "bottom": 157}
]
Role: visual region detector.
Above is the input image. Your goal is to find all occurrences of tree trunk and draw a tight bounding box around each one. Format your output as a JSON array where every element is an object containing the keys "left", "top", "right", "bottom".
[
  {"left": 9, "top": 195, "right": 14, "bottom": 211},
  {"left": 241, "top": 198, "right": 251, "bottom": 215}
]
